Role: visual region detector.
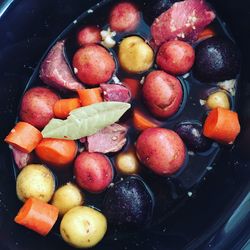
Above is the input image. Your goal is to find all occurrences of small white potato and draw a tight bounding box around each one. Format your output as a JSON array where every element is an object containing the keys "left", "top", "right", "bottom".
[
  {"left": 16, "top": 164, "right": 55, "bottom": 202},
  {"left": 51, "top": 183, "right": 84, "bottom": 216},
  {"left": 206, "top": 91, "right": 230, "bottom": 110},
  {"left": 115, "top": 150, "right": 140, "bottom": 175},
  {"left": 118, "top": 36, "right": 154, "bottom": 74},
  {"left": 60, "top": 206, "right": 107, "bottom": 248}
]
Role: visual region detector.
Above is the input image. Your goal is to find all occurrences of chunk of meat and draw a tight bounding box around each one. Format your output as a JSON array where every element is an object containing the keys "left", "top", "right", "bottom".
[
  {"left": 151, "top": 0, "right": 216, "bottom": 46},
  {"left": 11, "top": 147, "right": 34, "bottom": 169},
  {"left": 40, "top": 40, "right": 83, "bottom": 91},
  {"left": 100, "top": 83, "right": 131, "bottom": 103},
  {"left": 86, "top": 124, "right": 128, "bottom": 154}
]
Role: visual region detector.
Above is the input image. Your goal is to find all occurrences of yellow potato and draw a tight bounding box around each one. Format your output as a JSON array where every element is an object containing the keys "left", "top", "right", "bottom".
[
  {"left": 118, "top": 36, "right": 154, "bottom": 74},
  {"left": 115, "top": 150, "right": 140, "bottom": 175},
  {"left": 16, "top": 164, "right": 55, "bottom": 202},
  {"left": 60, "top": 206, "right": 107, "bottom": 248},
  {"left": 51, "top": 183, "right": 84, "bottom": 216},
  {"left": 206, "top": 91, "right": 230, "bottom": 110}
]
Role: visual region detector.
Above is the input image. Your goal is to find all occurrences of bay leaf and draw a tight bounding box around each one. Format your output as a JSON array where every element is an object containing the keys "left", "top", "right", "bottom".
[{"left": 42, "top": 102, "right": 131, "bottom": 140}]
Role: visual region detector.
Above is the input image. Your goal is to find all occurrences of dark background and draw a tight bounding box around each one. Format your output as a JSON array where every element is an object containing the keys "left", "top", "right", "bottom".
[{"left": 0, "top": 0, "right": 250, "bottom": 249}]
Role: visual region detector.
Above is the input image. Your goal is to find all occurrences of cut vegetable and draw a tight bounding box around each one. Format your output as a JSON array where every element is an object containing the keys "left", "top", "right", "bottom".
[
  {"left": 15, "top": 197, "right": 59, "bottom": 236},
  {"left": 54, "top": 98, "right": 81, "bottom": 119},
  {"left": 203, "top": 107, "right": 240, "bottom": 144},
  {"left": 5, "top": 122, "right": 42, "bottom": 153},
  {"left": 35, "top": 139, "right": 78, "bottom": 167},
  {"left": 123, "top": 78, "right": 140, "bottom": 99},
  {"left": 133, "top": 109, "right": 158, "bottom": 131},
  {"left": 77, "top": 88, "right": 103, "bottom": 106},
  {"left": 197, "top": 27, "right": 215, "bottom": 41},
  {"left": 42, "top": 102, "right": 131, "bottom": 140}
]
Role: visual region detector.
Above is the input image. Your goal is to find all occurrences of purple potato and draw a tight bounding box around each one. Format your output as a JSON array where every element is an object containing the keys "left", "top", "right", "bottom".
[
  {"left": 194, "top": 37, "right": 240, "bottom": 82},
  {"left": 103, "top": 176, "right": 153, "bottom": 228},
  {"left": 175, "top": 122, "right": 212, "bottom": 152}
]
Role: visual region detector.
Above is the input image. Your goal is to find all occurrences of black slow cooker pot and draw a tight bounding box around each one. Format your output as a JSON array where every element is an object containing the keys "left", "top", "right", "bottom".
[{"left": 0, "top": 1, "right": 250, "bottom": 249}]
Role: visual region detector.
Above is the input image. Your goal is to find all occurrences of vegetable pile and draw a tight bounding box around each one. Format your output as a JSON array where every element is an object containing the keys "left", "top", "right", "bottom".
[{"left": 4, "top": 0, "right": 241, "bottom": 248}]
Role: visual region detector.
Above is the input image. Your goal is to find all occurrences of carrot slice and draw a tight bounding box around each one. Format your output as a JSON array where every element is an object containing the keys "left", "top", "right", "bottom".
[
  {"left": 5, "top": 122, "right": 42, "bottom": 153},
  {"left": 77, "top": 88, "right": 103, "bottom": 106},
  {"left": 123, "top": 78, "right": 141, "bottom": 99},
  {"left": 203, "top": 107, "right": 240, "bottom": 144},
  {"left": 53, "top": 98, "right": 81, "bottom": 119},
  {"left": 35, "top": 138, "right": 77, "bottom": 167},
  {"left": 197, "top": 27, "right": 215, "bottom": 41},
  {"left": 15, "top": 197, "right": 59, "bottom": 236},
  {"left": 133, "top": 109, "right": 158, "bottom": 131}
]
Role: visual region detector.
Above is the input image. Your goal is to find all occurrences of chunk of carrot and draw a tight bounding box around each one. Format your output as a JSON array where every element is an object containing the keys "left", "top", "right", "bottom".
[
  {"left": 133, "top": 109, "right": 158, "bottom": 131},
  {"left": 203, "top": 107, "right": 240, "bottom": 144},
  {"left": 5, "top": 122, "right": 42, "bottom": 153},
  {"left": 35, "top": 138, "right": 77, "bottom": 167},
  {"left": 15, "top": 197, "right": 59, "bottom": 236},
  {"left": 197, "top": 27, "right": 215, "bottom": 42},
  {"left": 53, "top": 98, "right": 81, "bottom": 119},
  {"left": 123, "top": 78, "right": 141, "bottom": 99},
  {"left": 77, "top": 88, "right": 103, "bottom": 106}
]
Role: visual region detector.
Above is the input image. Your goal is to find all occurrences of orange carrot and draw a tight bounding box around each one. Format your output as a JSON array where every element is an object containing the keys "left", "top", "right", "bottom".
[
  {"left": 123, "top": 78, "right": 141, "bottom": 99},
  {"left": 35, "top": 138, "right": 77, "bottom": 167},
  {"left": 5, "top": 122, "right": 42, "bottom": 153},
  {"left": 53, "top": 98, "right": 81, "bottom": 119},
  {"left": 15, "top": 197, "right": 59, "bottom": 236},
  {"left": 133, "top": 109, "right": 158, "bottom": 131},
  {"left": 197, "top": 27, "right": 215, "bottom": 41},
  {"left": 203, "top": 107, "right": 240, "bottom": 144},
  {"left": 77, "top": 88, "right": 103, "bottom": 106}
]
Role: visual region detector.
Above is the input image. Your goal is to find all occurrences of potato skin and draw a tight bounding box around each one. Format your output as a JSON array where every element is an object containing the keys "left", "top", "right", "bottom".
[
  {"left": 74, "top": 152, "right": 113, "bottom": 193},
  {"left": 51, "top": 183, "right": 84, "bottom": 216},
  {"left": 156, "top": 40, "right": 195, "bottom": 75},
  {"left": 119, "top": 36, "right": 154, "bottom": 74},
  {"left": 136, "top": 128, "right": 186, "bottom": 175},
  {"left": 115, "top": 149, "right": 140, "bottom": 175},
  {"left": 60, "top": 206, "right": 107, "bottom": 248},
  {"left": 77, "top": 26, "right": 101, "bottom": 46},
  {"left": 73, "top": 45, "right": 115, "bottom": 85},
  {"left": 109, "top": 2, "right": 140, "bottom": 32},
  {"left": 20, "top": 87, "right": 60, "bottom": 129},
  {"left": 142, "top": 70, "right": 183, "bottom": 118},
  {"left": 206, "top": 91, "right": 230, "bottom": 110},
  {"left": 16, "top": 164, "right": 55, "bottom": 202}
]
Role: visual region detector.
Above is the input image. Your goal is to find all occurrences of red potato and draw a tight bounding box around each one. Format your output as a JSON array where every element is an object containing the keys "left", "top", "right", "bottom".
[
  {"left": 136, "top": 128, "right": 186, "bottom": 175},
  {"left": 74, "top": 152, "right": 113, "bottom": 193},
  {"left": 20, "top": 87, "right": 60, "bottom": 129},
  {"left": 109, "top": 2, "right": 140, "bottom": 32},
  {"left": 142, "top": 70, "right": 183, "bottom": 119},
  {"left": 156, "top": 40, "right": 195, "bottom": 75},
  {"left": 77, "top": 26, "right": 101, "bottom": 46},
  {"left": 73, "top": 44, "right": 115, "bottom": 85}
]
